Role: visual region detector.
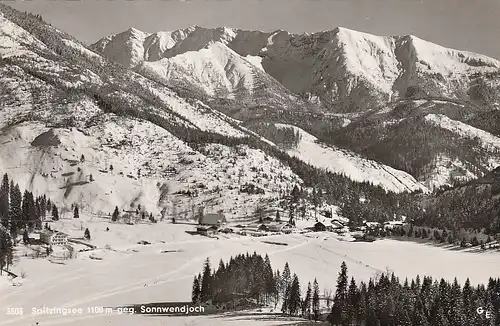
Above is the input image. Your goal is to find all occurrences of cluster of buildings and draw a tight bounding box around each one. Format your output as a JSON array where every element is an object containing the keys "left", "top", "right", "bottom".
[
  {"left": 28, "top": 230, "right": 69, "bottom": 246},
  {"left": 195, "top": 213, "right": 299, "bottom": 237},
  {"left": 194, "top": 211, "right": 352, "bottom": 238}
]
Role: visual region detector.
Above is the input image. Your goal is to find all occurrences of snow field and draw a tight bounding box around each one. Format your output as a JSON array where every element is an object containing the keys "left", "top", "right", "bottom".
[{"left": 2, "top": 215, "right": 500, "bottom": 326}]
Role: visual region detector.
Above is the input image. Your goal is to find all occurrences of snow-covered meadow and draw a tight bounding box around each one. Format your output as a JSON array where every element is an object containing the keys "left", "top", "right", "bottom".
[{"left": 1, "top": 215, "right": 499, "bottom": 326}]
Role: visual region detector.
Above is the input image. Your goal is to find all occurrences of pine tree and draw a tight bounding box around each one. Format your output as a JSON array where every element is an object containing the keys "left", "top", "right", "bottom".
[
  {"left": 21, "top": 190, "right": 30, "bottom": 227},
  {"left": 0, "top": 225, "right": 14, "bottom": 275},
  {"left": 46, "top": 198, "right": 51, "bottom": 213},
  {"left": 52, "top": 205, "right": 59, "bottom": 221},
  {"left": 347, "top": 277, "right": 359, "bottom": 324},
  {"left": 282, "top": 283, "right": 291, "bottom": 314},
  {"left": 27, "top": 191, "right": 36, "bottom": 228},
  {"left": 330, "top": 261, "right": 349, "bottom": 325},
  {"left": 0, "top": 174, "right": 9, "bottom": 229},
  {"left": 274, "top": 270, "right": 281, "bottom": 308},
  {"left": 200, "top": 258, "right": 212, "bottom": 303},
  {"left": 276, "top": 210, "right": 281, "bottom": 222},
  {"left": 112, "top": 206, "right": 119, "bottom": 222},
  {"left": 84, "top": 228, "right": 90, "bottom": 240},
  {"left": 288, "top": 185, "right": 301, "bottom": 223},
  {"left": 264, "top": 254, "right": 275, "bottom": 304},
  {"left": 312, "top": 278, "right": 320, "bottom": 321},
  {"left": 9, "top": 183, "right": 21, "bottom": 238},
  {"left": 192, "top": 275, "right": 201, "bottom": 303},
  {"left": 303, "top": 282, "right": 312, "bottom": 319},
  {"left": 40, "top": 195, "right": 47, "bottom": 218},
  {"left": 288, "top": 274, "right": 301, "bottom": 315},
  {"left": 463, "top": 278, "right": 473, "bottom": 318},
  {"left": 73, "top": 205, "right": 79, "bottom": 219},
  {"left": 312, "top": 187, "right": 319, "bottom": 221},
  {"left": 282, "top": 262, "right": 292, "bottom": 302},
  {"left": 34, "top": 197, "right": 41, "bottom": 229}
]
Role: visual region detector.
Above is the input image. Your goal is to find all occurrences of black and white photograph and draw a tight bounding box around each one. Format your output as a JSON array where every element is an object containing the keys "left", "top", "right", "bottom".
[{"left": 0, "top": 0, "right": 499, "bottom": 325}]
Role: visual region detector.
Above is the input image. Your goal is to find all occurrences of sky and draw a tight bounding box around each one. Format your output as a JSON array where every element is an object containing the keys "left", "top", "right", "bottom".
[{"left": 4, "top": 0, "right": 500, "bottom": 59}]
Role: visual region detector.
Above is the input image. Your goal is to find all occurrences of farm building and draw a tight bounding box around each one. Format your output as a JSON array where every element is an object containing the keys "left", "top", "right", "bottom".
[
  {"left": 314, "top": 220, "right": 343, "bottom": 232},
  {"left": 40, "top": 231, "right": 68, "bottom": 246},
  {"left": 364, "top": 221, "right": 380, "bottom": 229},
  {"left": 199, "top": 213, "right": 227, "bottom": 226},
  {"left": 196, "top": 225, "right": 219, "bottom": 236},
  {"left": 267, "top": 223, "right": 294, "bottom": 234}
]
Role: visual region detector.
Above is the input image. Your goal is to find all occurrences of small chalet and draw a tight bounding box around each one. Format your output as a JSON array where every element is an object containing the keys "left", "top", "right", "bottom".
[
  {"left": 199, "top": 213, "right": 227, "bottom": 226},
  {"left": 40, "top": 230, "right": 68, "bottom": 246},
  {"left": 197, "top": 225, "right": 218, "bottom": 236},
  {"left": 314, "top": 221, "right": 328, "bottom": 232},
  {"left": 267, "top": 222, "right": 293, "bottom": 234}
]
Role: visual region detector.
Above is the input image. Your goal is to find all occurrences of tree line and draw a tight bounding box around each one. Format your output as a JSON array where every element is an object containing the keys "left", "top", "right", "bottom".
[
  {"left": 191, "top": 253, "right": 322, "bottom": 320},
  {"left": 191, "top": 254, "right": 500, "bottom": 325},
  {"left": 328, "top": 262, "right": 499, "bottom": 326},
  {"left": 0, "top": 173, "right": 59, "bottom": 238}
]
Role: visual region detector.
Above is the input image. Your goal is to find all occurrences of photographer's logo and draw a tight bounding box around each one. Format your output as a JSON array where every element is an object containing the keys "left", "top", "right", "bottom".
[{"left": 476, "top": 307, "right": 492, "bottom": 319}]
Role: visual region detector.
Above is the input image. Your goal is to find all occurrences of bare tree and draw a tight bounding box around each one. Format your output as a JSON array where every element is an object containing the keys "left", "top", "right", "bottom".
[{"left": 323, "top": 288, "right": 332, "bottom": 308}]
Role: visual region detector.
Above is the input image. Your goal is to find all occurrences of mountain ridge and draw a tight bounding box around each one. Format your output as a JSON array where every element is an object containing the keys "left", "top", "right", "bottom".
[{"left": 91, "top": 24, "right": 500, "bottom": 189}]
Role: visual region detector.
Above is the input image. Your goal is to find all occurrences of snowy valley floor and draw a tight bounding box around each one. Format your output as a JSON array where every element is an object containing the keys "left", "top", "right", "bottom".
[{"left": 1, "top": 219, "right": 500, "bottom": 326}]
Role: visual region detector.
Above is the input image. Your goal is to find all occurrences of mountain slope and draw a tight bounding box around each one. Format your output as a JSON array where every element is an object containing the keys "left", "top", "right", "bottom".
[
  {"left": 0, "top": 7, "right": 304, "bottom": 219},
  {"left": 273, "top": 123, "right": 427, "bottom": 193}
]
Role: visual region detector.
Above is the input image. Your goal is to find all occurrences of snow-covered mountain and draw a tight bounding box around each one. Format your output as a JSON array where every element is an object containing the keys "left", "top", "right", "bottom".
[
  {"left": 139, "top": 41, "right": 270, "bottom": 99},
  {"left": 92, "top": 25, "right": 500, "bottom": 112},
  {"left": 0, "top": 3, "right": 437, "bottom": 229},
  {"left": 92, "top": 25, "right": 500, "bottom": 188}
]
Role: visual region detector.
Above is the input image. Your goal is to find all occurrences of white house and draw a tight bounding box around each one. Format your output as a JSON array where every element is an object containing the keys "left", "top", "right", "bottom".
[
  {"left": 40, "top": 231, "right": 68, "bottom": 246},
  {"left": 383, "top": 221, "right": 404, "bottom": 230}
]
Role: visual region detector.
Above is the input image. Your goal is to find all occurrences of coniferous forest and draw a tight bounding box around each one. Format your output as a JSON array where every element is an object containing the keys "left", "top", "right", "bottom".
[
  {"left": 192, "top": 254, "right": 500, "bottom": 326},
  {"left": 0, "top": 173, "right": 57, "bottom": 274}
]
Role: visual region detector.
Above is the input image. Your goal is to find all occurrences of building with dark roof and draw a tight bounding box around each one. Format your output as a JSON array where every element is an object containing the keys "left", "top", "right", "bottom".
[{"left": 199, "top": 213, "right": 227, "bottom": 226}]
